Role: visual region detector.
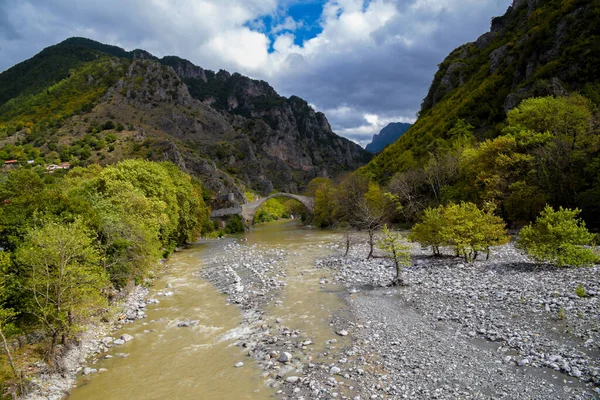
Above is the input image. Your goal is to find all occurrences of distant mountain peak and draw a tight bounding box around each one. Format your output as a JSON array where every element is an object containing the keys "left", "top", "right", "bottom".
[{"left": 365, "top": 122, "right": 412, "bottom": 154}]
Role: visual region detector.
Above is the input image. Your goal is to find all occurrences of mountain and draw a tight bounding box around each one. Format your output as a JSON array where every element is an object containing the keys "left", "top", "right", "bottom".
[
  {"left": 365, "top": 122, "right": 412, "bottom": 153},
  {"left": 362, "top": 0, "right": 600, "bottom": 182},
  {"left": 0, "top": 38, "right": 370, "bottom": 206}
]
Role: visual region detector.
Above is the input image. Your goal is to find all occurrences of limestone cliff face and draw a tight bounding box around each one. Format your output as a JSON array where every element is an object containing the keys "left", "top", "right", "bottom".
[
  {"left": 164, "top": 57, "right": 371, "bottom": 193},
  {"left": 97, "top": 57, "right": 370, "bottom": 201}
]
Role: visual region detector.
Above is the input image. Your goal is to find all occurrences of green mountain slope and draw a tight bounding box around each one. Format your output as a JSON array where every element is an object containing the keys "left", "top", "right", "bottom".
[
  {"left": 0, "top": 38, "right": 370, "bottom": 205},
  {"left": 363, "top": 0, "right": 600, "bottom": 182}
]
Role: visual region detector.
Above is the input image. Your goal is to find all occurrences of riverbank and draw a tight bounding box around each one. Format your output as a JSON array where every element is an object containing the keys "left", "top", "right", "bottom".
[
  {"left": 24, "top": 280, "right": 153, "bottom": 399},
  {"left": 31, "top": 222, "right": 600, "bottom": 399}
]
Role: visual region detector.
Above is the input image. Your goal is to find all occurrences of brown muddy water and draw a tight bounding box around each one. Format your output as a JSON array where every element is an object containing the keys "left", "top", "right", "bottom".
[{"left": 68, "top": 220, "right": 348, "bottom": 400}]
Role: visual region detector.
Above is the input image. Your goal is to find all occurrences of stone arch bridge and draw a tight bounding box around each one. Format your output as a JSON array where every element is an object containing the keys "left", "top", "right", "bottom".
[{"left": 211, "top": 193, "right": 315, "bottom": 226}]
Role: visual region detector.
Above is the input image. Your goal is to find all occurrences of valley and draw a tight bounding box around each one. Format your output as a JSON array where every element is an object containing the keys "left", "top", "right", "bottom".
[
  {"left": 28, "top": 221, "right": 599, "bottom": 399},
  {"left": 1, "top": 0, "right": 600, "bottom": 399}
]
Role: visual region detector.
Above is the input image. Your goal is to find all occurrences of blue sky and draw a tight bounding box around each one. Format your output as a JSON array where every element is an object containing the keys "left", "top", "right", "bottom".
[
  {"left": 0, "top": 0, "right": 512, "bottom": 146},
  {"left": 257, "top": 1, "right": 326, "bottom": 49}
]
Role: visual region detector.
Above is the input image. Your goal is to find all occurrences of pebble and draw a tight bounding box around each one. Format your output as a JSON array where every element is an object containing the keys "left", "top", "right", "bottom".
[
  {"left": 120, "top": 334, "right": 134, "bottom": 342},
  {"left": 279, "top": 352, "right": 292, "bottom": 363}
]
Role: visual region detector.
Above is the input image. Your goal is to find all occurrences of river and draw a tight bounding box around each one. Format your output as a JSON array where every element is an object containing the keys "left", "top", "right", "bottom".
[{"left": 68, "top": 220, "right": 347, "bottom": 400}]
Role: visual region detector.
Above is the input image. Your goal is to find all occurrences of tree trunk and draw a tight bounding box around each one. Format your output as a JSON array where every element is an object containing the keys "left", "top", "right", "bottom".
[
  {"left": 345, "top": 234, "right": 350, "bottom": 257},
  {"left": 48, "top": 331, "right": 58, "bottom": 362},
  {"left": 0, "top": 327, "right": 18, "bottom": 379},
  {"left": 367, "top": 230, "right": 374, "bottom": 259}
]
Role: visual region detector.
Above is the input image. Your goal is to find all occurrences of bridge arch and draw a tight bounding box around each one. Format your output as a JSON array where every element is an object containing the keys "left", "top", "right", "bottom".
[{"left": 242, "top": 193, "right": 315, "bottom": 226}]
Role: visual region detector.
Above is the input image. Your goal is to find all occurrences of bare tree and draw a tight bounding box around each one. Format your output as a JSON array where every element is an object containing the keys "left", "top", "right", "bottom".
[
  {"left": 387, "top": 169, "right": 429, "bottom": 222},
  {"left": 353, "top": 198, "right": 385, "bottom": 259}
]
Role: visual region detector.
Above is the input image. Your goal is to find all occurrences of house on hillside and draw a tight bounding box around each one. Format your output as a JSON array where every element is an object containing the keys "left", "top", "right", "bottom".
[
  {"left": 3, "top": 160, "right": 19, "bottom": 170},
  {"left": 46, "top": 163, "right": 71, "bottom": 173}
]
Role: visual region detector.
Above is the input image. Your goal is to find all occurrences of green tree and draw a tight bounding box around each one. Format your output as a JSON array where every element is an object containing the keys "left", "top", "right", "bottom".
[
  {"left": 16, "top": 219, "right": 109, "bottom": 360},
  {"left": 378, "top": 225, "right": 411, "bottom": 286},
  {"left": 354, "top": 182, "right": 386, "bottom": 259},
  {"left": 313, "top": 179, "right": 339, "bottom": 228},
  {"left": 516, "top": 206, "right": 598, "bottom": 267},
  {"left": 408, "top": 206, "right": 445, "bottom": 256},
  {"left": 0, "top": 251, "right": 21, "bottom": 393},
  {"left": 409, "top": 202, "right": 509, "bottom": 262}
]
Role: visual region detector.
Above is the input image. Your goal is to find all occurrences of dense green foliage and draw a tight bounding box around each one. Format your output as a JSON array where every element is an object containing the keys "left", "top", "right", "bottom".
[
  {"left": 0, "top": 160, "right": 210, "bottom": 370},
  {"left": 253, "top": 198, "right": 288, "bottom": 224},
  {"left": 361, "top": 95, "right": 600, "bottom": 227},
  {"left": 409, "top": 202, "right": 509, "bottom": 262},
  {"left": 516, "top": 206, "right": 598, "bottom": 267}
]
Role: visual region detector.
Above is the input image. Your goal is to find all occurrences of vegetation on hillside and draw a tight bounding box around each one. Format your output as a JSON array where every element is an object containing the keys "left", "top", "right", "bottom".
[
  {"left": 0, "top": 160, "right": 211, "bottom": 396},
  {"left": 361, "top": 0, "right": 600, "bottom": 228},
  {"left": 357, "top": 95, "right": 600, "bottom": 227}
]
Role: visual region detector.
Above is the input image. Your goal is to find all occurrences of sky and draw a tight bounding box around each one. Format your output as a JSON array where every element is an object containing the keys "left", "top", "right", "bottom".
[{"left": 0, "top": 0, "right": 511, "bottom": 147}]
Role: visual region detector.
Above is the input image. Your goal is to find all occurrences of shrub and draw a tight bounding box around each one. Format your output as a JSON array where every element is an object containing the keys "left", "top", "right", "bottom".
[
  {"left": 409, "top": 202, "right": 509, "bottom": 262},
  {"left": 224, "top": 215, "right": 245, "bottom": 234},
  {"left": 575, "top": 284, "right": 586, "bottom": 298},
  {"left": 517, "top": 206, "right": 598, "bottom": 267},
  {"left": 408, "top": 206, "right": 445, "bottom": 256}
]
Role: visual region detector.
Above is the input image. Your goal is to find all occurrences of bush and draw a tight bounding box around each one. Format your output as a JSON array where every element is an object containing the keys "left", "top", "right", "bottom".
[
  {"left": 408, "top": 206, "right": 445, "bottom": 256},
  {"left": 409, "top": 202, "right": 509, "bottom": 262},
  {"left": 101, "top": 120, "right": 115, "bottom": 131},
  {"left": 224, "top": 215, "right": 245, "bottom": 234},
  {"left": 516, "top": 206, "right": 598, "bottom": 267}
]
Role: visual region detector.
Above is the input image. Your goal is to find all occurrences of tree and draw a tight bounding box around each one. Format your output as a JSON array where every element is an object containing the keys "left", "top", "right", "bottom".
[
  {"left": 516, "top": 206, "right": 598, "bottom": 267},
  {"left": 409, "top": 202, "right": 509, "bottom": 262},
  {"left": 0, "top": 251, "right": 21, "bottom": 392},
  {"left": 17, "top": 219, "right": 109, "bottom": 360},
  {"left": 408, "top": 206, "right": 445, "bottom": 256},
  {"left": 505, "top": 95, "right": 599, "bottom": 209},
  {"left": 353, "top": 183, "right": 386, "bottom": 259},
  {"left": 378, "top": 225, "right": 411, "bottom": 286},
  {"left": 442, "top": 202, "right": 509, "bottom": 262},
  {"left": 313, "top": 179, "right": 339, "bottom": 228},
  {"left": 387, "top": 169, "right": 429, "bottom": 222}
]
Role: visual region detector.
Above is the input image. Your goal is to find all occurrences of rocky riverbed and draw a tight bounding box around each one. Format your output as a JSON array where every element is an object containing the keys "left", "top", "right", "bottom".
[
  {"left": 203, "top": 231, "right": 600, "bottom": 399},
  {"left": 321, "top": 240, "right": 600, "bottom": 399}
]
